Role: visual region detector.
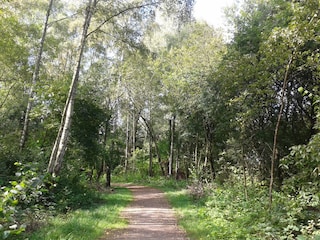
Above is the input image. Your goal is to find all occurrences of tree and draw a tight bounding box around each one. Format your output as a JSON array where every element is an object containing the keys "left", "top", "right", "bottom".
[
  {"left": 221, "top": 0, "right": 320, "bottom": 187},
  {"left": 48, "top": 0, "right": 98, "bottom": 176},
  {"left": 20, "top": 0, "right": 54, "bottom": 149},
  {"left": 155, "top": 22, "right": 227, "bottom": 178},
  {"left": 47, "top": 0, "right": 195, "bottom": 176},
  {"left": 0, "top": 2, "right": 34, "bottom": 184}
]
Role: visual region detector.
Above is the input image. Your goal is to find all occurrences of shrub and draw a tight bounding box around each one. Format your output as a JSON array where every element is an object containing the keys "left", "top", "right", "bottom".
[{"left": 0, "top": 162, "right": 48, "bottom": 240}]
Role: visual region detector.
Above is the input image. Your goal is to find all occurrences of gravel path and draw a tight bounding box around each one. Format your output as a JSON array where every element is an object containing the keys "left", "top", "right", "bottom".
[{"left": 101, "top": 185, "right": 189, "bottom": 240}]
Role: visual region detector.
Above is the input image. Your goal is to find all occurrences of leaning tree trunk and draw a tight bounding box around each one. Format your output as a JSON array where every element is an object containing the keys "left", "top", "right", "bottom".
[
  {"left": 20, "top": 0, "right": 54, "bottom": 150},
  {"left": 269, "top": 55, "right": 293, "bottom": 207},
  {"left": 47, "top": 0, "right": 97, "bottom": 176}
]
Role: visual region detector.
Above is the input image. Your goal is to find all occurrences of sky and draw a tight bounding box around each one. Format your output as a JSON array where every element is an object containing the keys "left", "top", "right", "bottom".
[{"left": 193, "top": 0, "right": 239, "bottom": 30}]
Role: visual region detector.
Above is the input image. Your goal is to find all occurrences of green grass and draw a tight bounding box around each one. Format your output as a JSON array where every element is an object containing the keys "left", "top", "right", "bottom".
[
  {"left": 164, "top": 188, "right": 211, "bottom": 240},
  {"left": 152, "top": 181, "right": 209, "bottom": 239},
  {"left": 164, "top": 183, "right": 320, "bottom": 240},
  {"left": 141, "top": 177, "right": 320, "bottom": 239},
  {"left": 23, "top": 187, "right": 132, "bottom": 240}
]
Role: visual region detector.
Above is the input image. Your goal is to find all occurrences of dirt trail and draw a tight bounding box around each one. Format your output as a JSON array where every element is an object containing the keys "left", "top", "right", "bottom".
[{"left": 101, "top": 185, "right": 189, "bottom": 240}]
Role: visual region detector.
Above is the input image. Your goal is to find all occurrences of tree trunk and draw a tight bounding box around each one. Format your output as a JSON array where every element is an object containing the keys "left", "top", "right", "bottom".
[
  {"left": 132, "top": 111, "right": 136, "bottom": 152},
  {"left": 168, "top": 115, "right": 175, "bottom": 176},
  {"left": 20, "top": 0, "right": 54, "bottom": 149},
  {"left": 194, "top": 134, "right": 199, "bottom": 168},
  {"left": 242, "top": 145, "right": 248, "bottom": 201},
  {"left": 175, "top": 132, "right": 182, "bottom": 179},
  {"left": 141, "top": 116, "right": 166, "bottom": 176},
  {"left": 148, "top": 132, "right": 153, "bottom": 177},
  {"left": 204, "top": 138, "right": 208, "bottom": 167},
  {"left": 47, "top": 0, "right": 97, "bottom": 176},
  {"left": 204, "top": 118, "right": 215, "bottom": 180},
  {"left": 97, "top": 160, "right": 104, "bottom": 182},
  {"left": 106, "top": 165, "right": 111, "bottom": 188},
  {"left": 269, "top": 55, "right": 293, "bottom": 207},
  {"left": 125, "top": 115, "right": 130, "bottom": 172},
  {"left": 207, "top": 142, "right": 215, "bottom": 180},
  {"left": 154, "top": 140, "right": 166, "bottom": 176}
]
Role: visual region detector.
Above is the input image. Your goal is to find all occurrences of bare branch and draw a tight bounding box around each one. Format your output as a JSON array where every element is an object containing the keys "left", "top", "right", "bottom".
[
  {"left": 0, "top": 83, "right": 16, "bottom": 109},
  {"left": 48, "top": 12, "right": 79, "bottom": 27},
  {"left": 87, "top": 2, "right": 159, "bottom": 38}
]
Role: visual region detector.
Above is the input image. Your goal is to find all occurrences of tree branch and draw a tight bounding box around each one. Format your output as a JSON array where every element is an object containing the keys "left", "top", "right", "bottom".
[
  {"left": 48, "top": 12, "right": 79, "bottom": 27},
  {"left": 86, "top": 2, "right": 159, "bottom": 38},
  {"left": 269, "top": 53, "right": 294, "bottom": 207},
  {"left": 0, "top": 83, "right": 16, "bottom": 109}
]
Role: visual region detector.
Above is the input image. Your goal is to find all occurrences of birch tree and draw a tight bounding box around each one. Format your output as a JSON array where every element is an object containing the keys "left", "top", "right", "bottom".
[
  {"left": 47, "top": 0, "right": 195, "bottom": 176},
  {"left": 48, "top": 0, "right": 98, "bottom": 176},
  {"left": 20, "top": 0, "right": 54, "bottom": 149}
]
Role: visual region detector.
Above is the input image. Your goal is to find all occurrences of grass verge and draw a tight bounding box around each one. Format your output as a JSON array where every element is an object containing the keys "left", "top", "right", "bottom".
[
  {"left": 22, "top": 187, "right": 132, "bottom": 240},
  {"left": 164, "top": 188, "right": 210, "bottom": 239},
  {"left": 160, "top": 180, "right": 320, "bottom": 239}
]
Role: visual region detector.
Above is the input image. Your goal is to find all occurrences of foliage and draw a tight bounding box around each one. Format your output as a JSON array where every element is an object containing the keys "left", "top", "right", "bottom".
[
  {"left": 159, "top": 178, "right": 320, "bottom": 240},
  {"left": 0, "top": 178, "right": 26, "bottom": 239},
  {"left": 200, "top": 183, "right": 319, "bottom": 239},
  {"left": 71, "top": 95, "right": 108, "bottom": 167},
  {"left": 217, "top": 0, "right": 320, "bottom": 186},
  {"left": 22, "top": 187, "right": 132, "bottom": 240},
  {"left": 281, "top": 90, "right": 320, "bottom": 193},
  {"left": 0, "top": 162, "right": 48, "bottom": 240},
  {"left": 47, "top": 173, "right": 100, "bottom": 213},
  {"left": 0, "top": 162, "right": 106, "bottom": 240},
  {"left": 2, "top": 0, "right": 320, "bottom": 238}
]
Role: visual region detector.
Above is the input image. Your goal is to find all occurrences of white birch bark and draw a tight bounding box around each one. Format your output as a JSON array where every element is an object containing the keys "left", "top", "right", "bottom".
[
  {"left": 168, "top": 115, "right": 175, "bottom": 176},
  {"left": 48, "top": 0, "right": 97, "bottom": 176},
  {"left": 20, "top": 0, "right": 54, "bottom": 149}
]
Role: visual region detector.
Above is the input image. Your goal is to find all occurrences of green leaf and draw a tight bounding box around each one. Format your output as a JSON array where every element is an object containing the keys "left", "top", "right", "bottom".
[
  {"left": 296, "top": 235, "right": 307, "bottom": 240},
  {"left": 298, "top": 86, "right": 304, "bottom": 93},
  {"left": 10, "top": 181, "right": 18, "bottom": 186},
  {"left": 3, "top": 230, "right": 10, "bottom": 239},
  {"left": 11, "top": 200, "right": 18, "bottom": 206}
]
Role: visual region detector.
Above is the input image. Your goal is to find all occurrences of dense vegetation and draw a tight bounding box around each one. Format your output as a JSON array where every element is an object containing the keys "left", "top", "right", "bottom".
[
  {"left": 0, "top": 0, "right": 319, "bottom": 239},
  {"left": 22, "top": 187, "right": 131, "bottom": 240}
]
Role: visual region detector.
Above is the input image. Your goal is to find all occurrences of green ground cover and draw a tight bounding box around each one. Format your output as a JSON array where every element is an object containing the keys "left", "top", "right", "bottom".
[
  {"left": 22, "top": 187, "right": 132, "bottom": 240},
  {"left": 141, "top": 178, "right": 320, "bottom": 240}
]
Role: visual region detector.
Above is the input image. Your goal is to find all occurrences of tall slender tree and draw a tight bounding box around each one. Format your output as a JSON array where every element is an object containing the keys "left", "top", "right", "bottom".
[
  {"left": 20, "top": 0, "right": 54, "bottom": 149},
  {"left": 48, "top": 0, "right": 98, "bottom": 176}
]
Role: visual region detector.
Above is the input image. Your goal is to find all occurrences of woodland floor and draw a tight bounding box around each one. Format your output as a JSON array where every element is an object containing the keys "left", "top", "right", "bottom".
[{"left": 100, "top": 184, "right": 189, "bottom": 240}]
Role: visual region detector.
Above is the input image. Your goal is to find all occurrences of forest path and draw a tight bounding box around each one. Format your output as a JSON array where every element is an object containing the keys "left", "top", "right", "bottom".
[{"left": 100, "top": 184, "right": 189, "bottom": 240}]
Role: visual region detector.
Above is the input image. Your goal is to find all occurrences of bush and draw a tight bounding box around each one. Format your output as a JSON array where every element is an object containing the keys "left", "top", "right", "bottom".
[
  {"left": 0, "top": 162, "right": 48, "bottom": 240},
  {"left": 47, "top": 172, "right": 100, "bottom": 213},
  {"left": 189, "top": 181, "right": 320, "bottom": 239}
]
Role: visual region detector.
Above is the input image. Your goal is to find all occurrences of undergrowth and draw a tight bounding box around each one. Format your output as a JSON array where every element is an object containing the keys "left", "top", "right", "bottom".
[
  {"left": 21, "top": 187, "right": 131, "bottom": 240},
  {"left": 134, "top": 177, "right": 320, "bottom": 240}
]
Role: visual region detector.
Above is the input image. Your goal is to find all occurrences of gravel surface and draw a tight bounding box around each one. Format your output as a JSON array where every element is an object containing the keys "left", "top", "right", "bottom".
[{"left": 101, "top": 185, "right": 189, "bottom": 240}]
